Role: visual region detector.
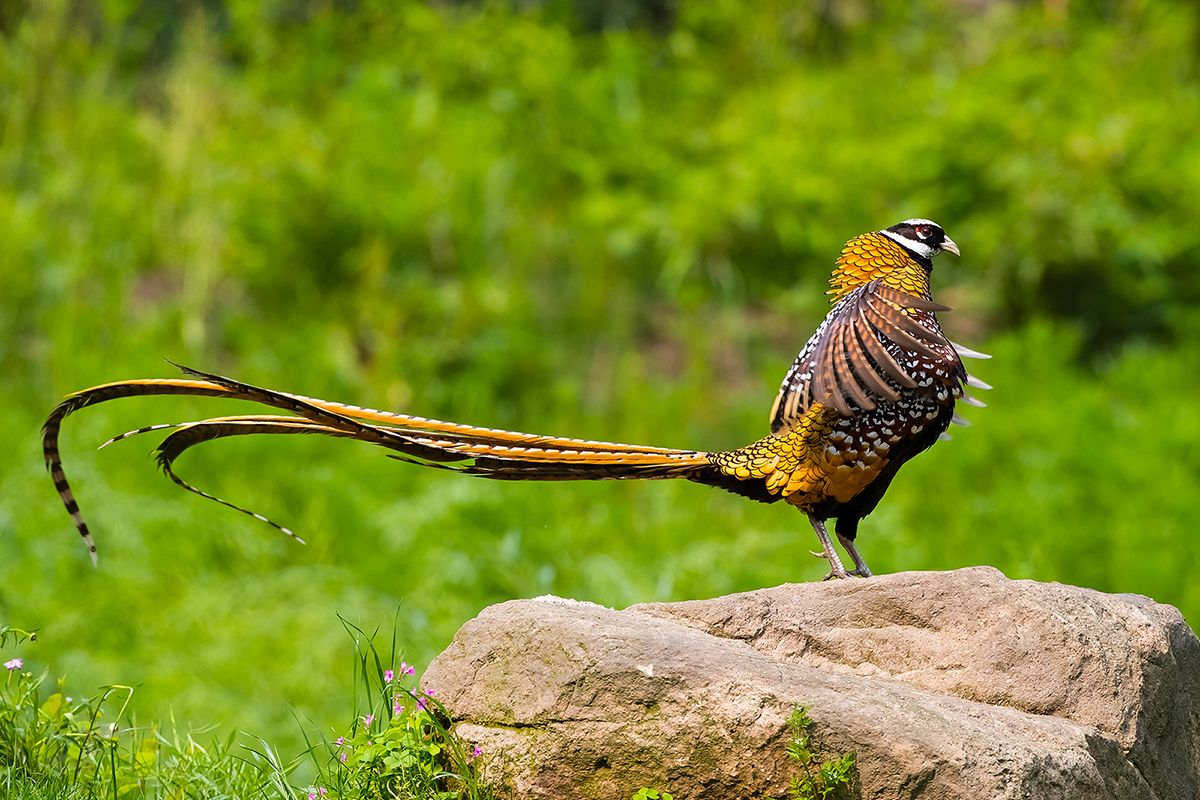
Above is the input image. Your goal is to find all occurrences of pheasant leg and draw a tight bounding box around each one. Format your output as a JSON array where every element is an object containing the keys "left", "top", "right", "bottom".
[
  {"left": 838, "top": 533, "right": 873, "bottom": 578},
  {"left": 808, "top": 516, "right": 849, "bottom": 580}
]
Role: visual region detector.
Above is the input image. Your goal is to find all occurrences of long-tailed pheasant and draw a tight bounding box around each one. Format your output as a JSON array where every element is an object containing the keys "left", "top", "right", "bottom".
[{"left": 44, "top": 218, "right": 989, "bottom": 578}]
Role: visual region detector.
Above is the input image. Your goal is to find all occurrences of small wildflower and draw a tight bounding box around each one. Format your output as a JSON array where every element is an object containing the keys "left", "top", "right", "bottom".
[
  {"left": 3, "top": 658, "right": 22, "bottom": 671},
  {"left": 393, "top": 699, "right": 403, "bottom": 715},
  {"left": 383, "top": 669, "right": 395, "bottom": 682},
  {"left": 335, "top": 736, "right": 344, "bottom": 746},
  {"left": 362, "top": 713, "right": 374, "bottom": 727},
  {"left": 338, "top": 751, "right": 347, "bottom": 763},
  {"left": 417, "top": 697, "right": 427, "bottom": 711},
  {"left": 401, "top": 661, "right": 415, "bottom": 676},
  {"left": 471, "top": 744, "right": 483, "bottom": 758}
]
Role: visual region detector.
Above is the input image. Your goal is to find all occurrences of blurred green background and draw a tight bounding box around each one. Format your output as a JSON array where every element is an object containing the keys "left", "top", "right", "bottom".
[{"left": 2, "top": 0, "right": 1199, "bottom": 754}]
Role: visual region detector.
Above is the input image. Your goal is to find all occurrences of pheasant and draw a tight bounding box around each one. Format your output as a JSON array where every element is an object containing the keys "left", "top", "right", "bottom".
[{"left": 43, "top": 218, "right": 989, "bottom": 579}]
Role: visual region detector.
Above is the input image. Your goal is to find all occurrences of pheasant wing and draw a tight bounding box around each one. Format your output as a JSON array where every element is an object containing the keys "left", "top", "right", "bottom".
[{"left": 771, "top": 280, "right": 958, "bottom": 428}]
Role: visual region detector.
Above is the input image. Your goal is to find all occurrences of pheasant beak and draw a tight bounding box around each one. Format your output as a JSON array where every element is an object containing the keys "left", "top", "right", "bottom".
[{"left": 940, "top": 236, "right": 960, "bottom": 257}]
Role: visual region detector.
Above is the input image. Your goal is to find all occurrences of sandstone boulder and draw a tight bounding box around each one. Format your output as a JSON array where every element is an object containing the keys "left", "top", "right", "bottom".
[{"left": 424, "top": 567, "right": 1199, "bottom": 799}]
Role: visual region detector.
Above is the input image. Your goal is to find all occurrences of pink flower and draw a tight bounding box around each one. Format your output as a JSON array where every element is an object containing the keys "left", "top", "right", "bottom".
[
  {"left": 3, "top": 658, "right": 22, "bottom": 671},
  {"left": 401, "top": 661, "right": 415, "bottom": 676},
  {"left": 471, "top": 744, "right": 483, "bottom": 758},
  {"left": 338, "top": 751, "right": 347, "bottom": 763},
  {"left": 393, "top": 699, "right": 403, "bottom": 715},
  {"left": 335, "top": 736, "right": 344, "bottom": 746},
  {"left": 417, "top": 696, "right": 427, "bottom": 711},
  {"left": 383, "top": 669, "right": 394, "bottom": 682},
  {"left": 362, "top": 714, "right": 374, "bottom": 727}
]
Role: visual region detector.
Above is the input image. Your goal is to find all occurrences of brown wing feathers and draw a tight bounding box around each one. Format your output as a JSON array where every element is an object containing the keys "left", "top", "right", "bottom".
[
  {"left": 808, "top": 281, "right": 954, "bottom": 417},
  {"left": 852, "top": 305, "right": 914, "bottom": 390}
]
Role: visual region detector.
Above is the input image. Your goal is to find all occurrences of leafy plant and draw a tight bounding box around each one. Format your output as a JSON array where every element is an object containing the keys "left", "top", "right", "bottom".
[
  {"left": 300, "top": 617, "right": 493, "bottom": 800},
  {"left": 632, "top": 789, "right": 674, "bottom": 800},
  {"left": 786, "top": 706, "right": 856, "bottom": 800}
]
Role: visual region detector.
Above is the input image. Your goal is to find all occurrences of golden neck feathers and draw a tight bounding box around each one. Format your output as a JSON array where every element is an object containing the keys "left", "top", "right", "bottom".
[{"left": 827, "top": 231, "right": 932, "bottom": 302}]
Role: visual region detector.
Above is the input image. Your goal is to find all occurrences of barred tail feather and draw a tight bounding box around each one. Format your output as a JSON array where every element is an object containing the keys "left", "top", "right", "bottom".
[
  {"left": 173, "top": 363, "right": 690, "bottom": 456},
  {"left": 150, "top": 415, "right": 712, "bottom": 485},
  {"left": 45, "top": 366, "right": 721, "bottom": 561},
  {"left": 43, "top": 379, "right": 234, "bottom": 565},
  {"left": 101, "top": 421, "right": 207, "bottom": 449},
  {"left": 154, "top": 418, "right": 355, "bottom": 544},
  {"left": 43, "top": 369, "right": 494, "bottom": 561},
  {"left": 145, "top": 414, "right": 712, "bottom": 532},
  {"left": 160, "top": 462, "right": 305, "bottom": 545}
]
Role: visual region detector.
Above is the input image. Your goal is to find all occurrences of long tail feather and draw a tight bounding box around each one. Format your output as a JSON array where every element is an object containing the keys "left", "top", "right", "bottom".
[
  {"left": 43, "top": 379, "right": 235, "bottom": 565},
  {"left": 173, "top": 363, "right": 689, "bottom": 456},
  {"left": 133, "top": 412, "right": 707, "bottom": 539},
  {"left": 149, "top": 415, "right": 711, "bottom": 483},
  {"left": 155, "top": 417, "right": 360, "bottom": 544},
  {"left": 45, "top": 367, "right": 717, "bottom": 562}
]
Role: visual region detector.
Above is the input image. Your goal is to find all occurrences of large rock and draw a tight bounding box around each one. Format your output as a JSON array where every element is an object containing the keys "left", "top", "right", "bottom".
[{"left": 424, "top": 567, "right": 1199, "bottom": 799}]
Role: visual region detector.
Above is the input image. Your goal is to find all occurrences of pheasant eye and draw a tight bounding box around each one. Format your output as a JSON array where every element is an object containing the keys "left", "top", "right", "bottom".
[{"left": 914, "top": 225, "right": 932, "bottom": 239}]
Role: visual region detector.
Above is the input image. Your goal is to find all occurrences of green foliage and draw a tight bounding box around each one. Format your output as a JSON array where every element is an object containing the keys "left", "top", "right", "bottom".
[
  {"left": 0, "top": 0, "right": 1198, "bottom": 762},
  {"left": 632, "top": 789, "right": 674, "bottom": 800},
  {"left": 302, "top": 620, "right": 491, "bottom": 800},
  {"left": 3, "top": 0, "right": 1200, "bottom": 398},
  {"left": 0, "top": 633, "right": 294, "bottom": 798},
  {"left": 0, "top": 624, "right": 488, "bottom": 800},
  {"left": 786, "top": 706, "right": 856, "bottom": 800}
]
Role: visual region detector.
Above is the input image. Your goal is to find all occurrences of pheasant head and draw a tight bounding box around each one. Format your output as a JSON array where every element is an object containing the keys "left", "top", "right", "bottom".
[{"left": 827, "top": 218, "right": 959, "bottom": 302}]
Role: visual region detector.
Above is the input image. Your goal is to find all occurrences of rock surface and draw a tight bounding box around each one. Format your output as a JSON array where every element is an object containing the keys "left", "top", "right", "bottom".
[{"left": 424, "top": 567, "right": 1200, "bottom": 799}]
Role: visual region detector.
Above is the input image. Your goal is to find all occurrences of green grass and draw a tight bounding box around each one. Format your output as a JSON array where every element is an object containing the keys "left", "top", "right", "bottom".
[
  {"left": 2, "top": 0, "right": 1199, "bottom": 778},
  {"left": 0, "top": 625, "right": 490, "bottom": 800},
  {"left": 0, "top": 624, "right": 294, "bottom": 799}
]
